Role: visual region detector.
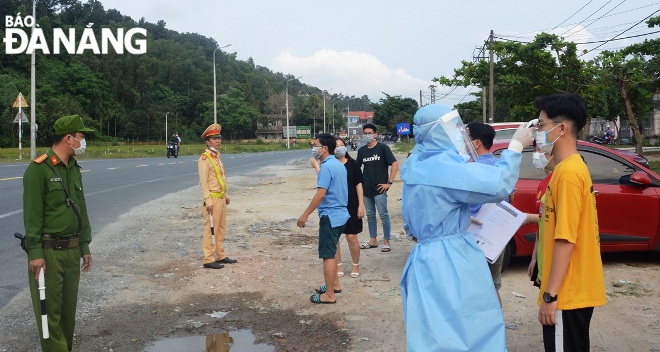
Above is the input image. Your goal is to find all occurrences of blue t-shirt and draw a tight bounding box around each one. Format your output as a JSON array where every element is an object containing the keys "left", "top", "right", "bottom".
[
  {"left": 317, "top": 155, "right": 350, "bottom": 227},
  {"left": 469, "top": 153, "right": 498, "bottom": 217}
]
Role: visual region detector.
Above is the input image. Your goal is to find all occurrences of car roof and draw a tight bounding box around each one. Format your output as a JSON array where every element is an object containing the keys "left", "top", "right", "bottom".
[{"left": 491, "top": 139, "right": 659, "bottom": 179}]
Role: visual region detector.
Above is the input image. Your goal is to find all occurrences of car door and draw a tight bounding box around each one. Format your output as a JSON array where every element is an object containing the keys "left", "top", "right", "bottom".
[{"left": 578, "top": 147, "right": 660, "bottom": 252}]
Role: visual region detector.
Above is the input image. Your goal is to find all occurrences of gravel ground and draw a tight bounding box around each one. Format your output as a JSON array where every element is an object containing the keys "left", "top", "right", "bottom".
[{"left": 0, "top": 152, "right": 658, "bottom": 351}]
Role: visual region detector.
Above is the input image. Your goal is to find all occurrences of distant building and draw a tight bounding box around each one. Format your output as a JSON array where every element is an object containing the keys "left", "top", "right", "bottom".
[
  {"left": 255, "top": 114, "right": 285, "bottom": 140},
  {"left": 344, "top": 111, "right": 374, "bottom": 137}
]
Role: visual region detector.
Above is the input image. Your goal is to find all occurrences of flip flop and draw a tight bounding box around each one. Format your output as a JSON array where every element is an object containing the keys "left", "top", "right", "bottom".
[
  {"left": 360, "top": 243, "right": 378, "bottom": 249},
  {"left": 315, "top": 284, "right": 341, "bottom": 294},
  {"left": 381, "top": 245, "right": 391, "bottom": 252},
  {"left": 310, "top": 293, "right": 336, "bottom": 304}
]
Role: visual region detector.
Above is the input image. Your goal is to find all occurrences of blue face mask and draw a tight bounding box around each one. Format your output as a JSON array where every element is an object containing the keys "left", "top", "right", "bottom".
[
  {"left": 535, "top": 124, "right": 561, "bottom": 154},
  {"left": 312, "top": 147, "right": 321, "bottom": 160}
]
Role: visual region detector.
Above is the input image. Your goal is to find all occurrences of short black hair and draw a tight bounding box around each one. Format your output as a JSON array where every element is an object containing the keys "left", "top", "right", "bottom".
[
  {"left": 316, "top": 133, "right": 336, "bottom": 154},
  {"left": 362, "top": 123, "right": 377, "bottom": 133},
  {"left": 534, "top": 94, "right": 587, "bottom": 137},
  {"left": 466, "top": 122, "right": 495, "bottom": 150}
]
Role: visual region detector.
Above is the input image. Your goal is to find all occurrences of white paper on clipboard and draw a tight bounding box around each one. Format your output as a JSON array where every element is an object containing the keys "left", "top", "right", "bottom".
[{"left": 468, "top": 201, "right": 526, "bottom": 263}]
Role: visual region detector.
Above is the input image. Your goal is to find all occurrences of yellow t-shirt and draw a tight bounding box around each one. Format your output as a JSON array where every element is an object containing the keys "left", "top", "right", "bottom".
[{"left": 537, "top": 153, "right": 607, "bottom": 310}]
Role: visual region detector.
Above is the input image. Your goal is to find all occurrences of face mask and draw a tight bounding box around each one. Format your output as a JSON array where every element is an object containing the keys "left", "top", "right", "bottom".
[
  {"left": 312, "top": 147, "right": 321, "bottom": 160},
  {"left": 364, "top": 134, "right": 374, "bottom": 143},
  {"left": 532, "top": 152, "right": 550, "bottom": 170},
  {"left": 535, "top": 124, "right": 561, "bottom": 154},
  {"left": 70, "top": 137, "right": 86, "bottom": 156},
  {"left": 334, "top": 146, "right": 347, "bottom": 158}
]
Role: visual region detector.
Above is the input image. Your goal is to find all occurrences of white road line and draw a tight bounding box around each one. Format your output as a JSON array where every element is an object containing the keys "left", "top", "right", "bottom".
[
  {"left": 135, "top": 165, "right": 148, "bottom": 167},
  {"left": 107, "top": 167, "right": 119, "bottom": 170},
  {"left": 0, "top": 177, "right": 22, "bottom": 181},
  {"left": 0, "top": 209, "right": 22, "bottom": 220}
]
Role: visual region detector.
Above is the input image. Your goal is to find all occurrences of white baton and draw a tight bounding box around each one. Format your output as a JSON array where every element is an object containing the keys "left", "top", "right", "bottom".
[{"left": 38, "top": 270, "right": 49, "bottom": 339}]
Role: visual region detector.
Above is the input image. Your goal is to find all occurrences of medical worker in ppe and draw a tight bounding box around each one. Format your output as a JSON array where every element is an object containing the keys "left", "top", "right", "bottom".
[{"left": 400, "top": 104, "right": 534, "bottom": 352}]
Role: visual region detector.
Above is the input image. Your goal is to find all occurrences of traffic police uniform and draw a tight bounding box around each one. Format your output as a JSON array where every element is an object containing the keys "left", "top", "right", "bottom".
[
  {"left": 198, "top": 124, "right": 232, "bottom": 266},
  {"left": 23, "top": 114, "right": 94, "bottom": 352}
]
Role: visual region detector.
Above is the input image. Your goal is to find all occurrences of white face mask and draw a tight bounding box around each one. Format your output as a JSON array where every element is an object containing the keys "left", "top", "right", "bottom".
[
  {"left": 334, "top": 146, "right": 348, "bottom": 158},
  {"left": 364, "top": 134, "right": 374, "bottom": 143},
  {"left": 70, "top": 137, "right": 86, "bottom": 156},
  {"left": 532, "top": 152, "right": 550, "bottom": 170},
  {"left": 535, "top": 124, "right": 561, "bottom": 154}
]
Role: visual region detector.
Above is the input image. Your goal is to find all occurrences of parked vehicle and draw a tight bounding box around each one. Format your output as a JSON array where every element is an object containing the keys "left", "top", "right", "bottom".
[
  {"left": 490, "top": 139, "right": 659, "bottom": 268},
  {"left": 167, "top": 141, "right": 178, "bottom": 158}
]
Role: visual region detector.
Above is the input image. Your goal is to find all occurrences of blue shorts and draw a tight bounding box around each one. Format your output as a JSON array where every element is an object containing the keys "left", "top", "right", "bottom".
[{"left": 318, "top": 215, "right": 345, "bottom": 259}]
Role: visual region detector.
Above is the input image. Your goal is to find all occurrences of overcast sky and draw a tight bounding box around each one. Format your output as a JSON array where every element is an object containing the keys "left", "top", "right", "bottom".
[{"left": 99, "top": 0, "right": 660, "bottom": 105}]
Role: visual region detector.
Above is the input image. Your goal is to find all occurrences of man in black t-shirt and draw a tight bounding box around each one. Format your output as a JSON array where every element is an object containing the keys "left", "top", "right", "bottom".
[{"left": 356, "top": 123, "right": 399, "bottom": 252}]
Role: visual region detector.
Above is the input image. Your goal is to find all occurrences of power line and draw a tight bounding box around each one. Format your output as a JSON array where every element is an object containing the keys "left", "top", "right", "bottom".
[
  {"left": 564, "top": 0, "right": 628, "bottom": 39},
  {"left": 506, "top": 2, "right": 660, "bottom": 36},
  {"left": 494, "top": 29, "right": 660, "bottom": 45},
  {"left": 559, "top": 0, "right": 616, "bottom": 37},
  {"left": 579, "top": 9, "right": 660, "bottom": 56},
  {"left": 549, "top": 0, "right": 594, "bottom": 31}
]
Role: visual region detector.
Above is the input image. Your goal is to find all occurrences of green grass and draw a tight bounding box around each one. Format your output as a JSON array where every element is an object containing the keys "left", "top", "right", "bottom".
[
  {"left": 649, "top": 161, "right": 660, "bottom": 174},
  {"left": 0, "top": 141, "right": 310, "bottom": 162}
]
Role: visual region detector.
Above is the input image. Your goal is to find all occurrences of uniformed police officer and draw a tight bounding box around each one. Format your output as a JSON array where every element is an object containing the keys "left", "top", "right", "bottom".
[
  {"left": 23, "top": 114, "right": 94, "bottom": 351},
  {"left": 198, "top": 124, "right": 236, "bottom": 269}
]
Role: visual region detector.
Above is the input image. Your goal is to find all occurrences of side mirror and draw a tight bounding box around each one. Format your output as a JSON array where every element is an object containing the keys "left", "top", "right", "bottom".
[{"left": 629, "top": 171, "right": 652, "bottom": 186}]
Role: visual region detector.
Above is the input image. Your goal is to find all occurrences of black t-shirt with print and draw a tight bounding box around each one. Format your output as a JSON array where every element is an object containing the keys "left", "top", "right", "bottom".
[{"left": 356, "top": 142, "right": 396, "bottom": 197}]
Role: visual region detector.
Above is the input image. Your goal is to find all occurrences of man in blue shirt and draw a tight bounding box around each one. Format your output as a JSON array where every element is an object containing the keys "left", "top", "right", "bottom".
[
  {"left": 467, "top": 122, "right": 505, "bottom": 306},
  {"left": 298, "top": 133, "right": 349, "bottom": 304}
]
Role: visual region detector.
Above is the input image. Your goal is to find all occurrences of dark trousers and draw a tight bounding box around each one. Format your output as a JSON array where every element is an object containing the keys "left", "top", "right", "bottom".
[{"left": 542, "top": 307, "right": 594, "bottom": 352}]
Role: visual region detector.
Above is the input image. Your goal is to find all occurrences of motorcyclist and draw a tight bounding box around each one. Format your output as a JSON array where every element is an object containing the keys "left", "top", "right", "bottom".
[
  {"left": 169, "top": 133, "right": 180, "bottom": 154},
  {"left": 605, "top": 125, "right": 614, "bottom": 144}
]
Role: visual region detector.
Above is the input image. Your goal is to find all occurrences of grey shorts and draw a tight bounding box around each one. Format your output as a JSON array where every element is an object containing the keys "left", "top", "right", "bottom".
[{"left": 489, "top": 253, "right": 504, "bottom": 290}]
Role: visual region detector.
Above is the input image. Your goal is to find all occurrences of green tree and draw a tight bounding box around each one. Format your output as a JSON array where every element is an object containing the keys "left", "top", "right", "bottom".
[{"left": 371, "top": 94, "right": 418, "bottom": 134}]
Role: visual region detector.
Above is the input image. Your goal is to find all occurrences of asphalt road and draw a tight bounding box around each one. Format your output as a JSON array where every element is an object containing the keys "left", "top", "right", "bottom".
[{"left": 0, "top": 149, "right": 309, "bottom": 309}]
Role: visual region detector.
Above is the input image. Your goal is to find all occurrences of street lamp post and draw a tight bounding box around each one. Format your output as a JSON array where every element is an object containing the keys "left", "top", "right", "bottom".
[
  {"left": 285, "top": 76, "right": 302, "bottom": 149},
  {"left": 346, "top": 99, "right": 351, "bottom": 137},
  {"left": 165, "top": 112, "right": 169, "bottom": 145},
  {"left": 323, "top": 88, "right": 333, "bottom": 134},
  {"left": 213, "top": 44, "right": 232, "bottom": 125}
]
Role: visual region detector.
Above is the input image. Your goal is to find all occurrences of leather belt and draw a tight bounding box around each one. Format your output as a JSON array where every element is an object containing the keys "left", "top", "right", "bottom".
[{"left": 42, "top": 234, "right": 79, "bottom": 250}]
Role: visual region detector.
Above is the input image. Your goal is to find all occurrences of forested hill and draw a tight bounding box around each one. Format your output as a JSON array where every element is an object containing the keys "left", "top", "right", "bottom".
[{"left": 0, "top": 0, "right": 372, "bottom": 147}]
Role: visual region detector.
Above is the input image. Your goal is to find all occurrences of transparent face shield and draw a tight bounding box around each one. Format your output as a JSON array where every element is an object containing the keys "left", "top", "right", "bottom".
[{"left": 438, "top": 110, "right": 478, "bottom": 161}]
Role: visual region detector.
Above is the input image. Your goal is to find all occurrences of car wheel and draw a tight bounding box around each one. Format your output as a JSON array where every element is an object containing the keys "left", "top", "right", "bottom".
[{"left": 501, "top": 241, "right": 514, "bottom": 272}]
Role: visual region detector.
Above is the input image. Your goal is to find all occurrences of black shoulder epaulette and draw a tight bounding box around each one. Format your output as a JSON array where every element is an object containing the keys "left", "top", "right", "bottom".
[{"left": 33, "top": 154, "right": 48, "bottom": 164}]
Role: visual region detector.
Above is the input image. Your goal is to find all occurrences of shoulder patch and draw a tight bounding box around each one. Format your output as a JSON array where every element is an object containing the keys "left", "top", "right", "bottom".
[
  {"left": 33, "top": 154, "right": 48, "bottom": 164},
  {"left": 201, "top": 154, "right": 207, "bottom": 160}
]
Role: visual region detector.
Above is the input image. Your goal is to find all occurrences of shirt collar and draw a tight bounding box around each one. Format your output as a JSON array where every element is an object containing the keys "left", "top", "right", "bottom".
[{"left": 321, "top": 155, "right": 336, "bottom": 164}]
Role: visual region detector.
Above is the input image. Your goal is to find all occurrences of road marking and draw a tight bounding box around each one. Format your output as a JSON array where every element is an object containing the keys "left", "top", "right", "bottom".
[
  {"left": 0, "top": 209, "right": 22, "bottom": 219},
  {"left": 107, "top": 167, "right": 119, "bottom": 170},
  {"left": 135, "top": 165, "right": 148, "bottom": 167},
  {"left": 0, "top": 177, "right": 22, "bottom": 181},
  {"left": 81, "top": 170, "right": 90, "bottom": 173}
]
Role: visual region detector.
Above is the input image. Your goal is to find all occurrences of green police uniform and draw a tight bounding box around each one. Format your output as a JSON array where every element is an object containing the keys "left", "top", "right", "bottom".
[{"left": 23, "top": 114, "right": 93, "bottom": 352}]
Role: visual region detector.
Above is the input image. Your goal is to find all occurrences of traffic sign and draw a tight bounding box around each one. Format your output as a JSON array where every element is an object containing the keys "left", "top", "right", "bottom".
[
  {"left": 13, "top": 92, "right": 29, "bottom": 108},
  {"left": 14, "top": 111, "right": 29, "bottom": 123}
]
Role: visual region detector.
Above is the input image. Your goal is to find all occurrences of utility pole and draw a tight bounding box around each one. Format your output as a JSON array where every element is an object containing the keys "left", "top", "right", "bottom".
[
  {"left": 30, "top": 0, "right": 36, "bottom": 159},
  {"left": 419, "top": 90, "right": 423, "bottom": 107},
  {"left": 429, "top": 85, "right": 436, "bottom": 104},
  {"left": 489, "top": 30, "right": 495, "bottom": 123}
]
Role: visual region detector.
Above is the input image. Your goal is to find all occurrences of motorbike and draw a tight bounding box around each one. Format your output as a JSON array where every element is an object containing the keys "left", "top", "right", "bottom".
[
  {"left": 167, "top": 142, "right": 179, "bottom": 158},
  {"left": 590, "top": 136, "right": 615, "bottom": 145},
  {"left": 349, "top": 140, "right": 357, "bottom": 150}
]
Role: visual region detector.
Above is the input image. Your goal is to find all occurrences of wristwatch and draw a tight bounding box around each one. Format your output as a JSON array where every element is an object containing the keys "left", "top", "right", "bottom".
[
  {"left": 543, "top": 292, "right": 558, "bottom": 303},
  {"left": 387, "top": 181, "right": 393, "bottom": 184}
]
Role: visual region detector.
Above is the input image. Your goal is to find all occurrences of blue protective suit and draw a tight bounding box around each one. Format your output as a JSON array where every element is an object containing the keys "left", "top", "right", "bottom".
[{"left": 400, "top": 105, "right": 521, "bottom": 352}]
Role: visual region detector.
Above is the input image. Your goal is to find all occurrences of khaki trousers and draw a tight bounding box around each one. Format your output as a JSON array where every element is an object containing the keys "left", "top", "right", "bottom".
[{"left": 203, "top": 198, "right": 227, "bottom": 263}]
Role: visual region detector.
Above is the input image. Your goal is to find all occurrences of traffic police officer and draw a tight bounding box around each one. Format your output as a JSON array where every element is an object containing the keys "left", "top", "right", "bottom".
[
  {"left": 198, "top": 124, "right": 236, "bottom": 269},
  {"left": 23, "top": 114, "right": 94, "bottom": 351}
]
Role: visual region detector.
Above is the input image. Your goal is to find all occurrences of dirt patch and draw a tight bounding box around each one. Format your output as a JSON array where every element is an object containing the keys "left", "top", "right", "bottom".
[{"left": 1, "top": 153, "right": 659, "bottom": 351}]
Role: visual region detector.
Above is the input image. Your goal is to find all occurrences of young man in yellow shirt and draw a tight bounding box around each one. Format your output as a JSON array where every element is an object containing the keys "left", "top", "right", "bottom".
[{"left": 534, "top": 94, "right": 607, "bottom": 352}]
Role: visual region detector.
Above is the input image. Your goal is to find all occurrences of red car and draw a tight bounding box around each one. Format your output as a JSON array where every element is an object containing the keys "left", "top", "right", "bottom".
[{"left": 490, "top": 140, "right": 660, "bottom": 267}]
